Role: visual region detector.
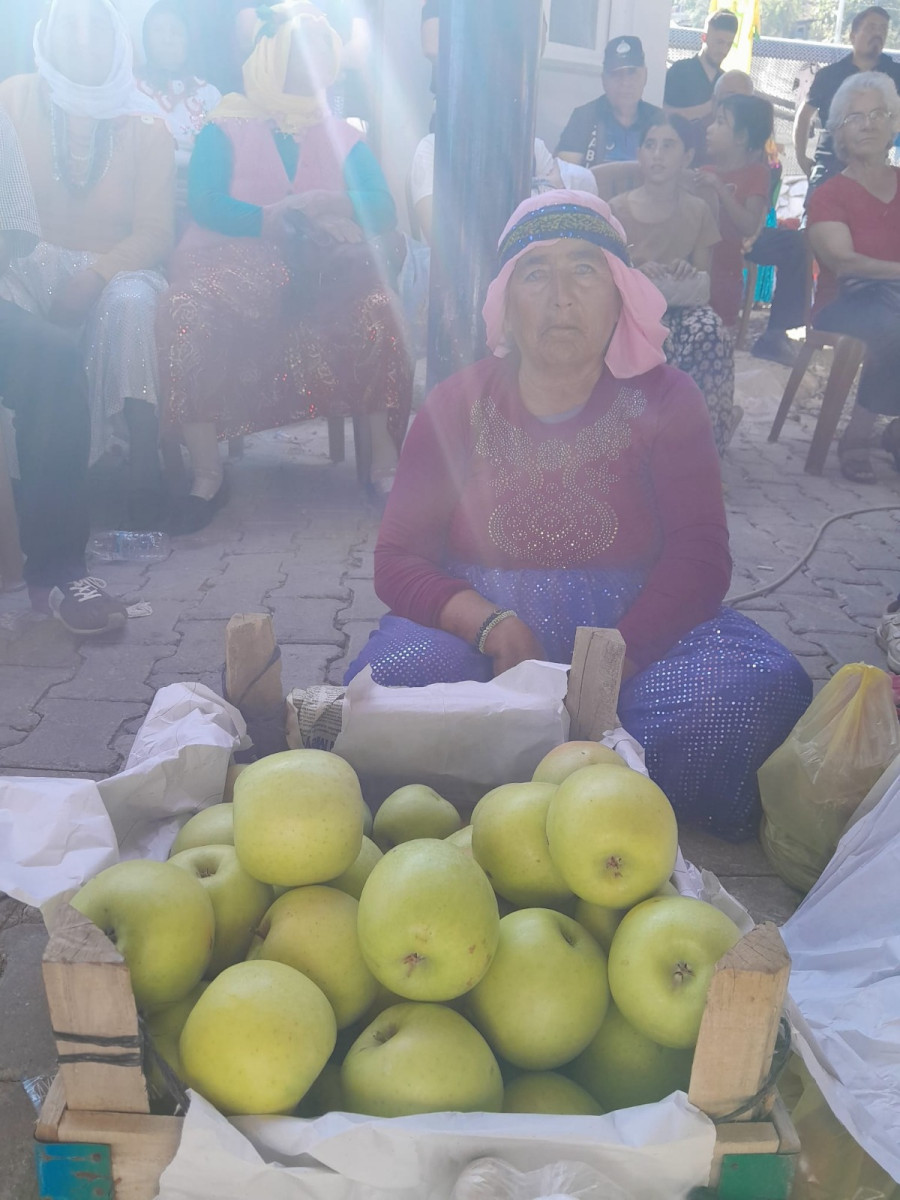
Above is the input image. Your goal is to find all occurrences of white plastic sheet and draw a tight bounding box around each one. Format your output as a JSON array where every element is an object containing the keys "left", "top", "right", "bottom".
[
  {"left": 0, "top": 684, "right": 247, "bottom": 908},
  {"left": 783, "top": 755, "right": 900, "bottom": 1183},
  {"left": 155, "top": 1092, "right": 716, "bottom": 1200}
]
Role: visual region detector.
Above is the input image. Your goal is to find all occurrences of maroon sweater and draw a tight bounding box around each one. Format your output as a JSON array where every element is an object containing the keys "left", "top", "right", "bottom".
[{"left": 374, "top": 356, "right": 732, "bottom": 670}]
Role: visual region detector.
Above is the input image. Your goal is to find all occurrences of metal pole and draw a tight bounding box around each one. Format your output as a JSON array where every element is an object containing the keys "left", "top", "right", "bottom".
[
  {"left": 833, "top": 0, "right": 847, "bottom": 44},
  {"left": 426, "top": 0, "right": 545, "bottom": 387}
]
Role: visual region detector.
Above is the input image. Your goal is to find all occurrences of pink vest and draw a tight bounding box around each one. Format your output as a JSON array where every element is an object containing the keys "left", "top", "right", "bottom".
[{"left": 177, "top": 116, "right": 363, "bottom": 254}]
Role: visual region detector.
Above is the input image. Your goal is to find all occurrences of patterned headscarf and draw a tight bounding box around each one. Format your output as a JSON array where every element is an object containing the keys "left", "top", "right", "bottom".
[
  {"left": 34, "top": 0, "right": 163, "bottom": 121},
  {"left": 483, "top": 190, "right": 668, "bottom": 379},
  {"left": 212, "top": 2, "right": 343, "bottom": 134}
]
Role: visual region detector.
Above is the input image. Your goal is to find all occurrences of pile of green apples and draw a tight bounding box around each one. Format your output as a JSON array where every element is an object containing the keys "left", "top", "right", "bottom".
[{"left": 69, "top": 743, "right": 743, "bottom": 1120}]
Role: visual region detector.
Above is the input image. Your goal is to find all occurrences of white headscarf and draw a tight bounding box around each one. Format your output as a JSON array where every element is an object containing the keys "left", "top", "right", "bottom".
[{"left": 34, "top": 0, "right": 163, "bottom": 121}]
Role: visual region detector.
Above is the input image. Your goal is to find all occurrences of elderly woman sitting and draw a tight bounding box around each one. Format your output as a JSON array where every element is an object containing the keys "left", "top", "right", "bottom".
[
  {"left": 0, "top": 0, "right": 174, "bottom": 526},
  {"left": 807, "top": 71, "right": 900, "bottom": 483},
  {"left": 347, "top": 192, "right": 811, "bottom": 841},
  {"left": 156, "top": 1, "right": 411, "bottom": 533}
]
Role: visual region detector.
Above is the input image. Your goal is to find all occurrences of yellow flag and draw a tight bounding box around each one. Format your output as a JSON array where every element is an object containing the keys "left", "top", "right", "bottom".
[{"left": 711, "top": 0, "right": 761, "bottom": 74}]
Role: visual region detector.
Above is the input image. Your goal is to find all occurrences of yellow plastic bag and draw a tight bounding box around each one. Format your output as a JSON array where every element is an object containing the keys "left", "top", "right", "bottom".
[
  {"left": 759, "top": 663, "right": 900, "bottom": 893},
  {"left": 781, "top": 1056, "right": 900, "bottom": 1200}
]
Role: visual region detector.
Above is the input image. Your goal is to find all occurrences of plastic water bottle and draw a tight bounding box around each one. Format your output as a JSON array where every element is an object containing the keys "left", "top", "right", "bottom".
[{"left": 88, "top": 531, "right": 171, "bottom": 563}]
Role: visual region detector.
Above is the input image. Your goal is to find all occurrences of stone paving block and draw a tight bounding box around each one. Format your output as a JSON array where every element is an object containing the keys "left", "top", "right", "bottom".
[
  {"left": 144, "top": 667, "right": 223, "bottom": 698},
  {"left": 742, "top": 610, "right": 828, "bottom": 657},
  {"left": 192, "top": 553, "right": 287, "bottom": 618},
  {"left": 165, "top": 619, "right": 230, "bottom": 673},
  {"left": 779, "top": 594, "right": 873, "bottom": 636},
  {"left": 279, "top": 644, "right": 338, "bottom": 690},
  {"left": 0, "top": 1081, "right": 40, "bottom": 1200},
  {"left": 817, "top": 580, "right": 887, "bottom": 626},
  {"left": 230, "top": 524, "right": 312, "bottom": 553},
  {"left": 341, "top": 578, "right": 387, "bottom": 623},
  {"left": 0, "top": 667, "right": 75, "bottom": 733},
  {"left": 805, "top": 549, "right": 871, "bottom": 584},
  {"left": 679, "top": 830, "right": 775, "bottom": 878},
  {"left": 0, "top": 699, "right": 146, "bottom": 774},
  {"left": 796, "top": 653, "right": 837, "bottom": 681},
  {"left": 0, "top": 924, "right": 56, "bottom": 1081},
  {"left": 0, "top": 619, "right": 81, "bottom": 669},
  {"left": 48, "top": 645, "right": 175, "bottom": 702},
  {"left": 267, "top": 598, "right": 343, "bottom": 646},
  {"left": 346, "top": 550, "right": 375, "bottom": 579},
  {"left": 718, "top": 874, "right": 801, "bottom": 926},
  {"left": 825, "top": 535, "right": 900, "bottom": 570},
  {"left": 814, "top": 631, "right": 887, "bottom": 669},
  {"left": 274, "top": 559, "right": 351, "bottom": 601},
  {"left": 119, "top": 600, "right": 195, "bottom": 647},
  {"left": 326, "top": 619, "right": 379, "bottom": 685}
]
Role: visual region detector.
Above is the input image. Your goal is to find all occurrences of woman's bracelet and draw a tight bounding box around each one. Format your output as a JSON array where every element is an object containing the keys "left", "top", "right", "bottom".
[{"left": 475, "top": 609, "right": 518, "bottom": 655}]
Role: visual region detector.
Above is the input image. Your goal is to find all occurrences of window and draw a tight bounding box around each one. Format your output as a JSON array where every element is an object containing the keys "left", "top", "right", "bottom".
[{"left": 548, "top": 0, "right": 601, "bottom": 50}]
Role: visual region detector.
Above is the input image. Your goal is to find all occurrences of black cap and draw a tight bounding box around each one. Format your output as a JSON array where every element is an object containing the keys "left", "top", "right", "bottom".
[{"left": 603, "top": 36, "right": 646, "bottom": 71}]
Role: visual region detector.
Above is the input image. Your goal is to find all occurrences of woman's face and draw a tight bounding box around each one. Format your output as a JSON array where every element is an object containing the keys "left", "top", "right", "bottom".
[
  {"left": 836, "top": 87, "right": 896, "bottom": 162},
  {"left": 705, "top": 105, "right": 738, "bottom": 159},
  {"left": 506, "top": 238, "right": 622, "bottom": 376},
  {"left": 639, "top": 123, "right": 691, "bottom": 184},
  {"left": 145, "top": 11, "right": 189, "bottom": 76},
  {"left": 48, "top": 0, "right": 116, "bottom": 86}
]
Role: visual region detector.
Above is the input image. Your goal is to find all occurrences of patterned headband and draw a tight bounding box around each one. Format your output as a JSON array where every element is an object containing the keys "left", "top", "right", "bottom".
[{"left": 498, "top": 204, "right": 632, "bottom": 270}]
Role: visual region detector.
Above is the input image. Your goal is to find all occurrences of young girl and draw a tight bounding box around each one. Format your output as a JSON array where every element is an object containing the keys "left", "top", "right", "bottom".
[
  {"left": 694, "top": 93, "right": 774, "bottom": 328},
  {"left": 611, "top": 115, "right": 736, "bottom": 452}
]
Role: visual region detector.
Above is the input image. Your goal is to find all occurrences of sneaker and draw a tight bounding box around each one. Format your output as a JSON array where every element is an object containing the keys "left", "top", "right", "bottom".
[
  {"left": 751, "top": 331, "right": 798, "bottom": 368},
  {"left": 876, "top": 598, "right": 900, "bottom": 673},
  {"left": 48, "top": 577, "right": 128, "bottom": 636}
]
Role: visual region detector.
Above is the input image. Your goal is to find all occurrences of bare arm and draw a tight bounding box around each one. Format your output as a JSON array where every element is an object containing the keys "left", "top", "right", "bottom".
[
  {"left": 592, "top": 161, "right": 640, "bottom": 201},
  {"left": 689, "top": 243, "right": 713, "bottom": 271},
  {"left": 557, "top": 150, "right": 586, "bottom": 166},
  {"left": 808, "top": 219, "right": 900, "bottom": 280},
  {"left": 439, "top": 590, "right": 545, "bottom": 677},
  {"left": 694, "top": 172, "right": 766, "bottom": 238},
  {"left": 421, "top": 16, "right": 439, "bottom": 60},
  {"left": 414, "top": 194, "right": 433, "bottom": 244},
  {"left": 793, "top": 102, "right": 816, "bottom": 178}
]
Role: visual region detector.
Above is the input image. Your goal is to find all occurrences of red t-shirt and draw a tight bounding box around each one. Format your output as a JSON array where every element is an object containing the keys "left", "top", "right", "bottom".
[
  {"left": 702, "top": 162, "right": 770, "bottom": 327},
  {"left": 374, "top": 356, "right": 732, "bottom": 671},
  {"left": 807, "top": 169, "right": 900, "bottom": 312}
]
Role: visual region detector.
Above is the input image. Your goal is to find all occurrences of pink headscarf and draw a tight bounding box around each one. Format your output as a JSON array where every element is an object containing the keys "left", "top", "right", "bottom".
[{"left": 482, "top": 190, "right": 668, "bottom": 379}]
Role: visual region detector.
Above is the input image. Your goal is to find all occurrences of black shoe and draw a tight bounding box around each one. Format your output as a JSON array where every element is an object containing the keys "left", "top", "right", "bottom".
[
  {"left": 49, "top": 577, "right": 128, "bottom": 636},
  {"left": 168, "top": 481, "right": 228, "bottom": 536},
  {"left": 751, "top": 331, "right": 797, "bottom": 368},
  {"left": 127, "top": 486, "right": 170, "bottom": 531}
]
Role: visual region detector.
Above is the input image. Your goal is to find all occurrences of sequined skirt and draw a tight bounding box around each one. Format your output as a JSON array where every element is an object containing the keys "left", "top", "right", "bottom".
[
  {"left": 157, "top": 240, "right": 413, "bottom": 447},
  {"left": 0, "top": 243, "right": 167, "bottom": 464},
  {"left": 346, "top": 564, "right": 812, "bottom": 841}
]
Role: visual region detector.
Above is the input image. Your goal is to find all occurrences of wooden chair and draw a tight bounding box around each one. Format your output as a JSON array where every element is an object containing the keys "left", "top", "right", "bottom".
[
  {"left": 327, "top": 416, "right": 373, "bottom": 485},
  {"left": 767, "top": 250, "right": 866, "bottom": 474},
  {"left": 0, "top": 417, "right": 24, "bottom": 591},
  {"left": 736, "top": 260, "right": 759, "bottom": 351}
]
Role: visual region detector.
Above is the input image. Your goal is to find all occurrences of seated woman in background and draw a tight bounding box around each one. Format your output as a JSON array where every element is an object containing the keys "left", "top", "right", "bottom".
[
  {"left": 0, "top": 0, "right": 174, "bottom": 527},
  {"left": 157, "top": 1, "right": 412, "bottom": 534},
  {"left": 347, "top": 191, "right": 811, "bottom": 841},
  {"left": 693, "top": 93, "right": 772, "bottom": 329},
  {"left": 807, "top": 72, "right": 900, "bottom": 484},
  {"left": 610, "top": 115, "right": 736, "bottom": 453},
  {"left": 136, "top": 0, "right": 222, "bottom": 171}
]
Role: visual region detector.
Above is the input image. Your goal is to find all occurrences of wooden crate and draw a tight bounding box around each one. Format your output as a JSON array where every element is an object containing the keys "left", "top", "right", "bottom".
[{"left": 34, "top": 903, "right": 798, "bottom": 1200}]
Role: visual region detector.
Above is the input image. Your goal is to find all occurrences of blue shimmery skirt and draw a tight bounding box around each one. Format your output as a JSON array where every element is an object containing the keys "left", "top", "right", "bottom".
[{"left": 345, "top": 565, "right": 812, "bottom": 841}]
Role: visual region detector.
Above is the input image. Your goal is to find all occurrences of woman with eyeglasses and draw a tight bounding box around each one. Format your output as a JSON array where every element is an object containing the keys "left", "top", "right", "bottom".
[{"left": 807, "top": 71, "right": 900, "bottom": 483}]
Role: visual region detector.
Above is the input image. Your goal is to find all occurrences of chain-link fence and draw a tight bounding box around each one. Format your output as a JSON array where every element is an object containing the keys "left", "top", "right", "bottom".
[{"left": 668, "top": 27, "right": 900, "bottom": 175}]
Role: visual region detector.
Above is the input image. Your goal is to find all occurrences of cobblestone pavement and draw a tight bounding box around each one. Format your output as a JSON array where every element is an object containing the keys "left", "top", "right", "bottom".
[{"left": 2, "top": 343, "right": 900, "bottom": 1195}]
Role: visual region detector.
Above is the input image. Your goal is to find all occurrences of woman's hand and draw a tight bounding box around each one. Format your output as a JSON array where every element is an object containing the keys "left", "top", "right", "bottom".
[
  {"left": 639, "top": 261, "right": 666, "bottom": 280},
  {"left": 312, "top": 214, "right": 363, "bottom": 243},
  {"left": 483, "top": 615, "right": 545, "bottom": 677},
  {"left": 47, "top": 269, "right": 105, "bottom": 326},
  {"left": 669, "top": 258, "right": 695, "bottom": 280}
]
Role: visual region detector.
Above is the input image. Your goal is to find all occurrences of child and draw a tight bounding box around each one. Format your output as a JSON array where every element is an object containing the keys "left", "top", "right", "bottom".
[{"left": 693, "top": 93, "right": 774, "bottom": 328}]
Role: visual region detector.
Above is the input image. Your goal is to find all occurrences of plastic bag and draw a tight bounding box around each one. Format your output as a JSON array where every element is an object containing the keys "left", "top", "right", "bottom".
[
  {"left": 780, "top": 1055, "right": 900, "bottom": 1200},
  {"left": 759, "top": 663, "right": 900, "bottom": 893},
  {"left": 450, "top": 1157, "right": 629, "bottom": 1200}
]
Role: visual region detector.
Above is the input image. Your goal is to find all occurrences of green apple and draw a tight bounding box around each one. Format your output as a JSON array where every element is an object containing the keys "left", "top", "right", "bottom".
[
  {"left": 546, "top": 765, "right": 678, "bottom": 908},
  {"left": 373, "top": 785, "right": 462, "bottom": 850},
  {"left": 357, "top": 839, "right": 499, "bottom": 1001},
  {"left": 568, "top": 1002, "right": 694, "bottom": 1111},
  {"left": 223, "top": 763, "right": 248, "bottom": 803},
  {"left": 233, "top": 749, "right": 364, "bottom": 887},
  {"left": 145, "top": 982, "right": 208, "bottom": 1089},
  {"left": 341, "top": 1002, "right": 503, "bottom": 1117},
  {"left": 533, "top": 741, "right": 626, "bottom": 785},
  {"left": 71, "top": 860, "right": 214, "bottom": 1009},
  {"left": 466, "top": 908, "right": 609, "bottom": 1070},
  {"left": 168, "top": 845, "right": 273, "bottom": 976},
  {"left": 470, "top": 782, "right": 571, "bottom": 908},
  {"left": 248, "top": 886, "right": 377, "bottom": 1028},
  {"left": 608, "top": 896, "right": 743, "bottom": 1049},
  {"left": 327, "top": 836, "right": 382, "bottom": 900},
  {"left": 360, "top": 799, "right": 374, "bottom": 838},
  {"left": 180, "top": 959, "right": 336, "bottom": 1115},
  {"left": 446, "top": 825, "right": 473, "bottom": 855},
  {"left": 575, "top": 881, "right": 679, "bottom": 953},
  {"left": 503, "top": 1071, "right": 602, "bottom": 1115},
  {"left": 170, "top": 803, "right": 234, "bottom": 856}
]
